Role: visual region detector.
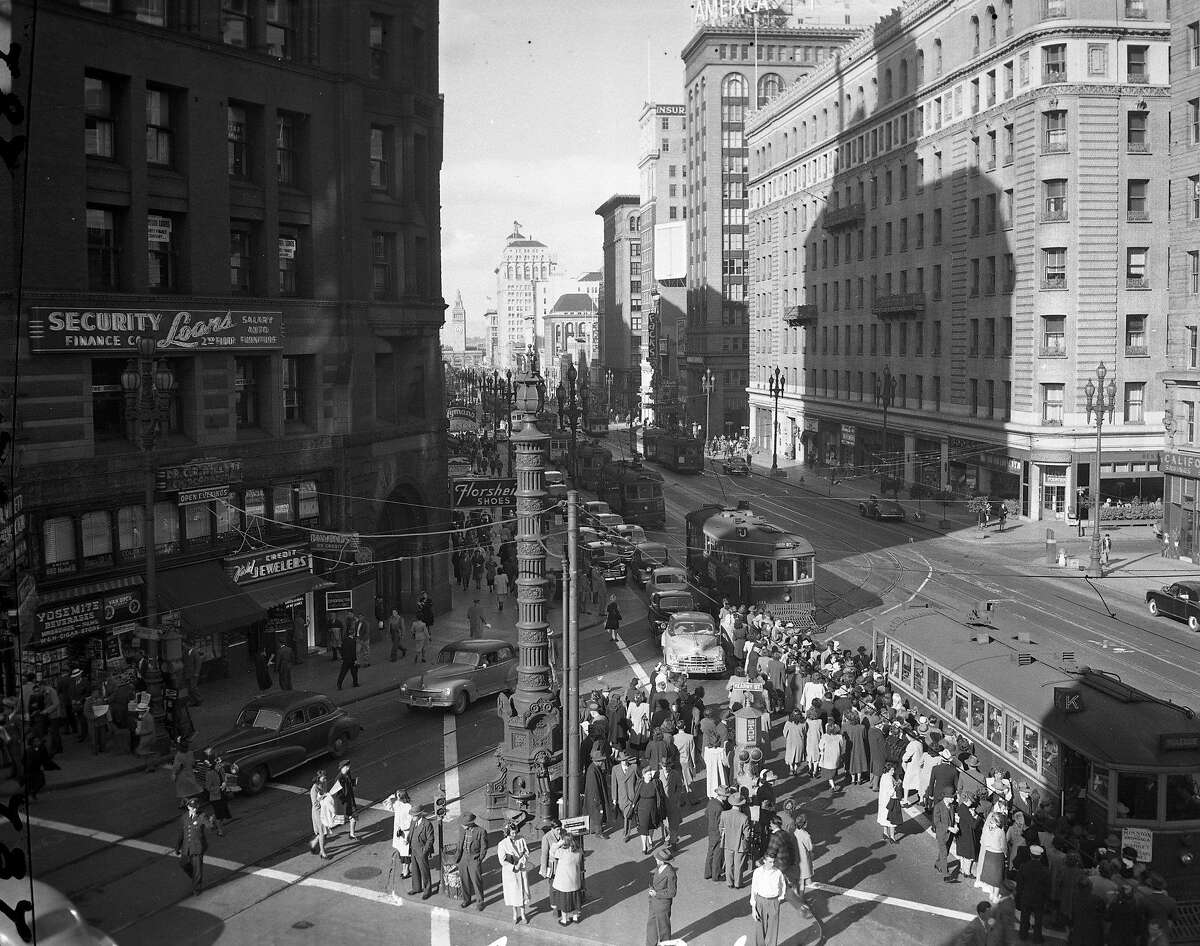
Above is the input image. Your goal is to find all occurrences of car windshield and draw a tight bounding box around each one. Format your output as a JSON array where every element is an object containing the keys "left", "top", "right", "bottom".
[
  {"left": 655, "top": 573, "right": 682, "bottom": 586},
  {"left": 669, "top": 620, "right": 714, "bottom": 636},
  {"left": 438, "top": 650, "right": 481, "bottom": 668},
  {"left": 659, "top": 594, "right": 693, "bottom": 611},
  {"left": 235, "top": 707, "right": 283, "bottom": 731}
]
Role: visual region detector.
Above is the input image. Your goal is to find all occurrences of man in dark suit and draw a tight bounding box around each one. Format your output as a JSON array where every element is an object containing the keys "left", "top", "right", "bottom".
[
  {"left": 407, "top": 805, "right": 436, "bottom": 899},
  {"left": 646, "top": 846, "right": 677, "bottom": 946},
  {"left": 174, "top": 796, "right": 213, "bottom": 896},
  {"left": 987, "top": 879, "right": 1017, "bottom": 945},
  {"left": 928, "top": 746, "right": 960, "bottom": 805},
  {"left": 954, "top": 901, "right": 991, "bottom": 946},
  {"left": 455, "top": 811, "right": 488, "bottom": 910},
  {"left": 611, "top": 751, "right": 640, "bottom": 841},
  {"left": 867, "top": 720, "right": 887, "bottom": 791},
  {"left": 932, "top": 786, "right": 959, "bottom": 876},
  {"left": 719, "top": 792, "right": 751, "bottom": 889},
  {"left": 703, "top": 786, "right": 729, "bottom": 881},
  {"left": 1016, "top": 845, "right": 1051, "bottom": 943},
  {"left": 336, "top": 633, "right": 358, "bottom": 689}
]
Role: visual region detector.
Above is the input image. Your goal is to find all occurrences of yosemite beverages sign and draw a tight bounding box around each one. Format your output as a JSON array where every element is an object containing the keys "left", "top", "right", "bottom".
[
  {"left": 451, "top": 477, "right": 516, "bottom": 509},
  {"left": 28, "top": 307, "right": 283, "bottom": 353}
]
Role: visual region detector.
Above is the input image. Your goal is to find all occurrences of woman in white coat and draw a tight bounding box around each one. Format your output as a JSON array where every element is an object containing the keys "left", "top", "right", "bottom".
[
  {"left": 901, "top": 731, "right": 925, "bottom": 801},
  {"left": 497, "top": 821, "right": 531, "bottom": 925},
  {"left": 876, "top": 764, "right": 902, "bottom": 844},
  {"left": 383, "top": 788, "right": 413, "bottom": 898},
  {"left": 702, "top": 726, "right": 728, "bottom": 798}
]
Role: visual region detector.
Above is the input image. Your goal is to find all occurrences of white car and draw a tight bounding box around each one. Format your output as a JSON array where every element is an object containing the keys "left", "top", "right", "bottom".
[
  {"left": 545, "top": 470, "right": 566, "bottom": 487},
  {"left": 593, "top": 512, "right": 624, "bottom": 535},
  {"left": 614, "top": 523, "right": 647, "bottom": 548},
  {"left": 649, "top": 566, "right": 689, "bottom": 595},
  {"left": 0, "top": 877, "right": 118, "bottom": 946},
  {"left": 583, "top": 500, "right": 611, "bottom": 517},
  {"left": 663, "top": 611, "right": 726, "bottom": 676}
]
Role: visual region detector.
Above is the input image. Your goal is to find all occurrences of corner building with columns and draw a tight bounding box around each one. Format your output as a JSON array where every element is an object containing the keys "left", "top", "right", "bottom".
[{"left": 746, "top": 0, "right": 1170, "bottom": 522}]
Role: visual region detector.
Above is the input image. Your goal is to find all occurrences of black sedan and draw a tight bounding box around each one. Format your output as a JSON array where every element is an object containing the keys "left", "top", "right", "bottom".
[
  {"left": 1146, "top": 581, "right": 1200, "bottom": 631},
  {"left": 206, "top": 690, "right": 363, "bottom": 794},
  {"left": 858, "top": 494, "right": 906, "bottom": 521},
  {"left": 648, "top": 590, "right": 696, "bottom": 644}
]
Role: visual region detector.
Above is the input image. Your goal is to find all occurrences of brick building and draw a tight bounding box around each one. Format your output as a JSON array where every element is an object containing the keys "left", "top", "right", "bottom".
[
  {"left": 595, "top": 194, "right": 642, "bottom": 417},
  {"left": 1, "top": 0, "right": 446, "bottom": 683}
]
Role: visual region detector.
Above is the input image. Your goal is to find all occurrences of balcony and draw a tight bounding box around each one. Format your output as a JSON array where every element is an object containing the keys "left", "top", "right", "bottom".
[
  {"left": 1127, "top": 140, "right": 1151, "bottom": 154},
  {"left": 1127, "top": 210, "right": 1151, "bottom": 223},
  {"left": 1041, "top": 209, "right": 1069, "bottom": 223},
  {"left": 784, "top": 304, "right": 818, "bottom": 326},
  {"left": 1043, "top": 67, "right": 1067, "bottom": 84},
  {"left": 1043, "top": 133, "right": 1069, "bottom": 154},
  {"left": 1041, "top": 275, "right": 1067, "bottom": 290},
  {"left": 1039, "top": 345, "right": 1067, "bottom": 358},
  {"left": 822, "top": 202, "right": 866, "bottom": 231},
  {"left": 1128, "top": 71, "right": 1150, "bottom": 85},
  {"left": 1126, "top": 344, "right": 1149, "bottom": 357},
  {"left": 1126, "top": 275, "right": 1150, "bottom": 289},
  {"left": 871, "top": 292, "right": 927, "bottom": 318}
]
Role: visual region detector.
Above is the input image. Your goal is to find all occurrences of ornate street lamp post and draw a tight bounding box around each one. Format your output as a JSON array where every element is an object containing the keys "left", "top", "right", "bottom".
[
  {"left": 1084, "top": 363, "right": 1117, "bottom": 577},
  {"left": 491, "top": 345, "right": 560, "bottom": 826},
  {"left": 556, "top": 361, "right": 580, "bottom": 481},
  {"left": 875, "top": 365, "right": 897, "bottom": 493},
  {"left": 604, "top": 369, "right": 614, "bottom": 421},
  {"left": 120, "top": 336, "right": 175, "bottom": 728},
  {"left": 767, "top": 366, "right": 784, "bottom": 473},
  {"left": 701, "top": 368, "right": 715, "bottom": 446}
]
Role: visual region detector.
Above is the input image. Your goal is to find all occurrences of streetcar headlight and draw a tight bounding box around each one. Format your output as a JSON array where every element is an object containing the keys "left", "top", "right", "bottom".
[{"left": 783, "top": 593, "right": 792, "bottom": 603}]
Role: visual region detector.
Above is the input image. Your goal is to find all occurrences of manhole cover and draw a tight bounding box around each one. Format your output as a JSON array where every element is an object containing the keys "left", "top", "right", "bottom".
[
  {"left": 292, "top": 921, "right": 314, "bottom": 930},
  {"left": 343, "top": 867, "right": 381, "bottom": 881}
]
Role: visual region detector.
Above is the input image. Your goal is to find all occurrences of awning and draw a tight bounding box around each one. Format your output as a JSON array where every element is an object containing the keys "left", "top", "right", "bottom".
[
  {"left": 239, "top": 572, "right": 332, "bottom": 611},
  {"left": 157, "top": 562, "right": 262, "bottom": 638}
]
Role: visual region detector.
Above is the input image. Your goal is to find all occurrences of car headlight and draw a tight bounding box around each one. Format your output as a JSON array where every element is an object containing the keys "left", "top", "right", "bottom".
[
  {"left": 400, "top": 684, "right": 408, "bottom": 692},
  {"left": 229, "top": 764, "right": 239, "bottom": 775},
  {"left": 443, "top": 687, "right": 454, "bottom": 696}
]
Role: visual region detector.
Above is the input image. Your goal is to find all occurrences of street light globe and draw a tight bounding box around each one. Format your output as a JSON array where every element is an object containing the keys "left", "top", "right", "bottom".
[
  {"left": 120, "top": 360, "right": 141, "bottom": 393},
  {"left": 515, "top": 375, "right": 541, "bottom": 414},
  {"left": 155, "top": 361, "right": 176, "bottom": 394}
]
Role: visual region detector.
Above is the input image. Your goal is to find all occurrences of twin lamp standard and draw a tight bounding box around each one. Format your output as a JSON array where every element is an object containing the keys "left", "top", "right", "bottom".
[
  {"left": 701, "top": 368, "right": 715, "bottom": 444},
  {"left": 767, "top": 366, "right": 784, "bottom": 473},
  {"left": 1083, "top": 363, "right": 1117, "bottom": 577}
]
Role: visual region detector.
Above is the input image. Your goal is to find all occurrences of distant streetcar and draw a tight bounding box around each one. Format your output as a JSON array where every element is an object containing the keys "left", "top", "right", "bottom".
[
  {"left": 642, "top": 427, "right": 704, "bottom": 474},
  {"left": 597, "top": 459, "right": 666, "bottom": 528}
]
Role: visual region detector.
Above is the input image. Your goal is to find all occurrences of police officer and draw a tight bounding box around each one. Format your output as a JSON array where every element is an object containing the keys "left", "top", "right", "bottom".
[{"left": 456, "top": 811, "right": 488, "bottom": 910}]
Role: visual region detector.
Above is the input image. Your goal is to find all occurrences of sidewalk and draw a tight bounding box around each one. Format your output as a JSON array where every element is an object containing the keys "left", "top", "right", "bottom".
[{"left": 23, "top": 575, "right": 529, "bottom": 795}]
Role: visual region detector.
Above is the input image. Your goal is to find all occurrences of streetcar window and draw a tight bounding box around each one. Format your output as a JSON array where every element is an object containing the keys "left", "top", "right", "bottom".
[
  {"left": 796, "top": 556, "right": 812, "bottom": 580},
  {"left": 970, "top": 694, "right": 985, "bottom": 733},
  {"left": 888, "top": 644, "right": 901, "bottom": 678},
  {"left": 912, "top": 659, "right": 925, "bottom": 695},
  {"left": 986, "top": 703, "right": 1003, "bottom": 746},
  {"left": 940, "top": 676, "right": 954, "bottom": 713},
  {"left": 753, "top": 559, "right": 774, "bottom": 582},
  {"left": 954, "top": 686, "right": 970, "bottom": 726},
  {"left": 900, "top": 651, "right": 912, "bottom": 685},
  {"left": 1004, "top": 713, "right": 1020, "bottom": 758},
  {"left": 1090, "top": 764, "right": 1110, "bottom": 801},
  {"left": 776, "top": 559, "right": 794, "bottom": 582},
  {"left": 1164, "top": 772, "right": 1200, "bottom": 822},
  {"left": 1116, "top": 771, "right": 1159, "bottom": 821},
  {"left": 926, "top": 668, "right": 940, "bottom": 704},
  {"left": 1022, "top": 725, "right": 1039, "bottom": 771},
  {"left": 1040, "top": 736, "right": 1060, "bottom": 790}
]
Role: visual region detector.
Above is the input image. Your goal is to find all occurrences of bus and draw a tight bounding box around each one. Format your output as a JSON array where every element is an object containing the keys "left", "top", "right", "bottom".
[
  {"left": 642, "top": 427, "right": 704, "bottom": 474},
  {"left": 880, "top": 609, "right": 1200, "bottom": 887},
  {"left": 597, "top": 459, "right": 666, "bottom": 528},
  {"left": 683, "top": 502, "right": 817, "bottom": 627}
]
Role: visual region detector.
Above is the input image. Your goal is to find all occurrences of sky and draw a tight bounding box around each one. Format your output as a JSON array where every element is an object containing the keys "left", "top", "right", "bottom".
[{"left": 439, "top": 0, "right": 898, "bottom": 338}]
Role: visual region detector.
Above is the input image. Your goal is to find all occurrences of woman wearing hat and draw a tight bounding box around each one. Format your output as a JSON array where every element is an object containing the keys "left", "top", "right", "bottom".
[
  {"left": 310, "top": 770, "right": 331, "bottom": 858},
  {"left": 876, "top": 763, "right": 903, "bottom": 844},
  {"left": 803, "top": 706, "right": 823, "bottom": 778},
  {"left": 976, "top": 802, "right": 1009, "bottom": 902},
  {"left": 817, "top": 722, "right": 844, "bottom": 794},
  {"left": 783, "top": 710, "right": 805, "bottom": 777},
  {"left": 497, "top": 820, "right": 530, "bottom": 925},
  {"left": 954, "top": 793, "right": 979, "bottom": 879},
  {"left": 171, "top": 738, "right": 202, "bottom": 808},
  {"left": 845, "top": 710, "right": 869, "bottom": 786},
  {"left": 334, "top": 760, "right": 360, "bottom": 840},
  {"left": 627, "top": 692, "right": 650, "bottom": 759},
  {"left": 550, "top": 832, "right": 585, "bottom": 925},
  {"left": 634, "top": 766, "right": 667, "bottom": 854},
  {"left": 604, "top": 593, "right": 622, "bottom": 644}
]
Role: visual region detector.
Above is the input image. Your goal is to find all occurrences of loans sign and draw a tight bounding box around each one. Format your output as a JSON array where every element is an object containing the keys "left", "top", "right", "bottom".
[{"left": 28, "top": 308, "right": 283, "bottom": 353}]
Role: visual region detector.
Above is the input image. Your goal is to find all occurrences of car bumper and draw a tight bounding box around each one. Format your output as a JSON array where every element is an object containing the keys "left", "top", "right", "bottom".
[
  {"left": 399, "top": 692, "right": 454, "bottom": 709},
  {"left": 666, "top": 655, "right": 726, "bottom": 675}
]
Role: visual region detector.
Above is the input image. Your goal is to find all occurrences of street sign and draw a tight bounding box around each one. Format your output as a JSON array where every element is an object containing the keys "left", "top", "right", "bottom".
[
  {"left": 561, "top": 815, "right": 589, "bottom": 835},
  {"left": 325, "top": 591, "right": 353, "bottom": 611},
  {"left": 1122, "top": 827, "right": 1153, "bottom": 863}
]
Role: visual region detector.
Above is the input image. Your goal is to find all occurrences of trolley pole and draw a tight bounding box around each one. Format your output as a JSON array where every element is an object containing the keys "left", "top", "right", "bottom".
[{"left": 565, "top": 490, "right": 581, "bottom": 818}]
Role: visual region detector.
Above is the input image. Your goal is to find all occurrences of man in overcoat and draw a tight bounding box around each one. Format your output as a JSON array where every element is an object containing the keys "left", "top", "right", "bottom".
[
  {"left": 704, "top": 786, "right": 729, "bottom": 881},
  {"left": 174, "top": 796, "right": 214, "bottom": 896},
  {"left": 646, "top": 847, "right": 677, "bottom": 946},
  {"left": 455, "top": 812, "right": 488, "bottom": 910},
  {"left": 719, "top": 792, "right": 751, "bottom": 889},
  {"left": 407, "top": 804, "right": 436, "bottom": 899},
  {"left": 610, "top": 751, "right": 640, "bottom": 841}
]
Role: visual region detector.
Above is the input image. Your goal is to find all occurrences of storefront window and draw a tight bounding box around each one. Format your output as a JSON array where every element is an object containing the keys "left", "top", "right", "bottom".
[
  {"left": 244, "top": 488, "right": 266, "bottom": 531},
  {"left": 1022, "top": 725, "right": 1040, "bottom": 770},
  {"left": 272, "top": 486, "right": 294, "bottom": 524},
  {"left": 955, "top": 685, "right": 970, "bottom": 725},
  {"left": 298, "top": 481, "right": 319, "bottom": 521},
  {"left": 184, "top": 503, "right": 212, "bottom": 544},
  {"left": 901, "top": 651, "right": 912, "bottom": 685},
  {"left": 1164, "top": 772, "right": 1200, "bottom": 822},
  {"left": 912, "top": 658, "right": 925, "bottom": 695},
  {"left": 117, "top": 505, "right": 143, "bottom": 557},
  {"left": 940, "top": 676, "right": 954, "bottom": 712},
  {"left": 214, "top": 498, "right": 237, "bottom": 537},
  {"left": 970, "top": 693, "right": 985, "bottom": 732},
  {"left": 42, "top": 516, "right": 76, "bottom": 575},
  {"left": 927, "top": 667, "right": 940, "bottom": 704},
  {"left": 154, "top": 501, "right": 179, "bottom": 553},
  {"left": 1004, "top": 713, "right": 1020, "bottom": 757},
  {"left": 986, "top": 703, "right": 1003, "bottom": 746},
  {"left": 1115, "top": 771, "right": 1159, "bottom": 821},
  {"left": 1090, "top": 764, "right": 1110, "bottom": 801},
  {"left": 81, "top": 511, "right": 112, "bottom": 567},
  {"left": 1041, "top": 736, "right": 1060, "bottom": 788}
]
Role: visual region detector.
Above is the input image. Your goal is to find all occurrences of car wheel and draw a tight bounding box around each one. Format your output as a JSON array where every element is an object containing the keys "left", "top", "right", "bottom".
[
  {"left": 245, "top": 764, "right": 269, "bottom": 796},
  {"left": 452, "top": 691, "right": 470, "bottom": 716},
  {"left": 1190, "top": 614, "right": 1200, "bottom": 632},
  {"left": 329, "top": 733, "right": 349, "bottom": 758},
  {"left": 1148, "top": 600, "right": 1160, "bottom": 617}
]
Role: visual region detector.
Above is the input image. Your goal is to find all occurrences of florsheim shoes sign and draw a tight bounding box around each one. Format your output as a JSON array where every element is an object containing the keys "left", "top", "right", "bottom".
[
  {"left": 27, "top": 307, "right": 283, "bottom": 353},
  {"left": 450, "top": 477, "right": 516, "bottom": 508}
]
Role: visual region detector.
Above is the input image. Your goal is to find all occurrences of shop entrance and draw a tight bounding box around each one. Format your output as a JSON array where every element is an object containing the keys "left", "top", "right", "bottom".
[{"left": 376, "top": 483, "right": 441, "bottom": 614}]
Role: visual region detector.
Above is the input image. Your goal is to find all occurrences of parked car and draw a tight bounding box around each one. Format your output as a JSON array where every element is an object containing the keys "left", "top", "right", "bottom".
[
  {"left": 582, "top": 500, "right": 611, "bottom": 517},
  {"left": 631, "top": 541, "right": 669, "bottom": 587},
  {"left": 544, "top": 470, "right": 566, "bottom": 487},
  {"left": 1146, "top": 581, "right": 1200, "bottom": 631},
  {"left": 721, "top": 456, "right": 750, "bottom": 476},
  {"left": 648, "top": 566, "right": 689, "bottom": 595},
  {"left": 662, "top": 611, "right": 726, "bottom": 676},
  {"left": 399, "top": 639, "right": 519, "bottom": 715},
  {"left": 0, "top": 877, "right": 118, "bottom": 946},
  {"left": 858, "top": 494, "right": 906, "bottom": 521},
  {"left": 613, "top": 523, "right": 647, "bottom": 561},
  {"left": 649, "top": 590, "right": 696, "bottom": 642},
  {"left": 207, "top": 691, "right": 363, "bottom": 795},
  {"left": 583, "top": 540, "right": 627, "bottom": 584}
]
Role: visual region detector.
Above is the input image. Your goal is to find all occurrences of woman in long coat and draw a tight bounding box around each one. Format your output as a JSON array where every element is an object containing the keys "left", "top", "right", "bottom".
[
  {"left": 660, "top": 763, "right": 685, "bottom": 847},
  {"left": 634, "top": 767, "right": 665, "bottom": 854},
  {"left": 627, "top": 694, "right": 650, "bottom": 758},
  {"left": 876, "top": 765, "right": 901, "bottom": 844},
  {"left": 171, "top": 739, "right": 202, "bottom": 807},
  {"left": 817, "top": 723, "right": 844, "bottom": 793},
  {"left": 803, "top": 709, "right": 824, "bottom": 777},
  {"left": 901, "top": 731, "right": 925, "bottom": 800},
  {"left": 497, "top": 821, "right": 530, "bottom": 925},
  {"left": 783, "top": 710, "right": 805, "bottom": 776},
  {"left": 954, "top": 795, "right": 979, "bottom": 878},
  {"left": 334, "top": 761, "right": 360, "bottom": 840},
  {"left": 309, "top": 770, "right": 330, "bottom": 857},
  {"left": 976, "top": 803, "right": 1008, "bottom": 902},
  {"left": 793, "top": 811, "right": 815, "bottom": 897},
  {"left": 845, "top": 712, "right": 869, "bottom": 784},
  {"left": 672, "top": 723, "right": 696, "bottom": 799}
]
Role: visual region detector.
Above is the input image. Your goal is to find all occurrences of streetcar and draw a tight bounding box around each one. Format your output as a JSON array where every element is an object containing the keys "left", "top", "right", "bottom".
[
  {"left": 880, "top": 609, "right": 1200, "bottom": 887},
  {"left": 576, "top": 442, "right": 613, "bottom": 491},
  {"left": 585, "top": 411, "right": 609, "bottom": 437},
  {"left": 683, "top": 502, "right": 817, "bottom": 627},
  {"left": 597, "top": 458, "right": 666, "bottom": 528},
  {"left": 642, "top": 427, "right": 704, "bottom": 474}
]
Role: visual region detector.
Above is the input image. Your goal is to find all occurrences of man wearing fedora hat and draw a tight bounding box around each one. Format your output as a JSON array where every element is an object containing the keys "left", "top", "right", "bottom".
[
  {"left": 933, "top": 785, "right": 960, "bottom": 878},
  {"left": 407, "top": 802, "right": 436, "bottom": 900},
  {"left": 929, "top": 746, "right": 960, "bottom": 807},
  {"left": 720, "top": 790, "right": 751, "bottom": 889},
  {"left": 455, "top": 812, "right": 488, "bottom": 910},
  {"left": 645, "top": 846, "right": 677, "bottom": 946},
  {"left": 704, "top": 786, "right": 730, "bottom": 882},
  {"left": 1015, "top": 843, "right": 1050, "bottom": 943},
  {"left": 611, "top": 750, "right": 640, "bottom": 842}
]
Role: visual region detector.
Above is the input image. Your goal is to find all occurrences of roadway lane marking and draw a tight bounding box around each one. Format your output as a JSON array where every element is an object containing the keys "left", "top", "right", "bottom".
[
  {"left": 443, "top": 713, "right": 461, "bottom": 819},
  {"left": 615, "top": 631, "right": 651, "bottom": 685},
  {"left": 811, "top": 880, "right": 974, "bottom": 922},
  {"left": 431, "top": 906, "right": 452, "bottom": 946},
  {"left": 881, "top": 550, "right": 935, "bottom": 615}
]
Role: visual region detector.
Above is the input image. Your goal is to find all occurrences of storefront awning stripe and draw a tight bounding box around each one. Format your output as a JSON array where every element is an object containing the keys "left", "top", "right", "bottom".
[
  {"left": 157, "top": 563, "right": 262, "bottom": 639},
  {"left": 238, "top": 573, "right": 333, "bottom": 611},
  {"left": 36, "top": 574, "right": 143, "bottom": 606}
]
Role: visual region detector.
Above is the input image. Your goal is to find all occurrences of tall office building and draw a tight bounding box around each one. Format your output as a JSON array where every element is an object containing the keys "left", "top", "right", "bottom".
[
  {"left": 443, "top": 290, "right": 468, "bottom": 353},
  {"left": 746, "top": 0, "right": 1168, "bottom": 521},
  {"left": 533, "top": 271, "right": 600, "bottom": 387},
  {"left": 494, "top": 222, "right": 557, "bottom": 372},
  {"left": 682, "top": 9, "right": 860, "bottom": 436},
  {"left": 0, "top": 0, "right": 446, "bottom": 685},
  {"left": 595, "top": 195, "right": 643, "bottom": 417}
]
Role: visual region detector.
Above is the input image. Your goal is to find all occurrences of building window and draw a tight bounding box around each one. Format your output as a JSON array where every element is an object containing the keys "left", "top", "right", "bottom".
[
  {"left": 1127, "top": 110, "right": 1148, "bottom": 151},
  {"left": 43, "top": 516, "right": 77, "bottom": 576},
  {"left": 1191, "top": 22, "right": 1200, "bottom": 68},
  {"left": 1043, "top": 44, "right": 1067, "bottom": 82},
  {"left": 369, "top": 13, "right": 389, "bottom": 79},
  {"left": 227, "top": 104, "right": 248, "bottom": 178},
  {"left": 229, "top": 224, "right": 254, "bottom": 294},
  {"left": 278, "top": 228, "right": 300, "bottom": 296},
  {"left": 1127, "top": 247, "right": 1149, "bottom": 286},
  {"left": 1127, "top": 45, "right": 1148, "bottom": 83},
  {"left": 265, "top": 0, "right": 297, "bottom": 61},
  {"left": 1127, "top": 179, "right": 1149, "bottom": 221},
  {"left": 1191, "top": 326, "right": 1200, "bottom": 368},
  {"left": 235, "top": 357, "right": 263, "bottom": 428},
  {"left": 369, "top": 125, "right": 390, "bottom": 191},
  {"left": 87, "top": 207, "right": 120, "bottom": 291},
  {"left": 1125, "top": 314, "right": 1147, "bottom": 354},
  {"left": 1042, "top": 315, "right": 1066, "bottom": 355},
  {"left": 276, "top": 111, "right": 301, "bottom": 186},
  {"left": 1188, "top": 402, "right": 1197, "bottom": 443},
  {"left": 1191, "top": 100, "right": 1200, "bottom": 145},
  {"left": 372, "top": 232, "right": 396, "bottom": 299},
  {"left": 283, "top": 355, "right": 308, "bottom": 423},
  {"left": 1043, "top": 178, "right": 1067, "bottom": 219},
  {"left": 81, "top": 510, "right": 113, "bottom": 566},
  {"left": 1043, "top": 248, "right": 1066, "bottom": 288},
  {"left": 1191, "top": 251, "right": 1200, "bottom": 293},
  {"left": 1042, "top": 384, "right": 1064, "bottom": 425},
  {"left": 147, "top": 213, "right": 177, "bottom": 290},
  {"left": 969, "top": 379, "right": 979, "bottom": 416},
  {"left": 1043, "top": 109, "right": 1068, "bottom": 152},
  {"left": 1124, "top": 382, "right": 1145, "bottom": 423},
  {"left": 91, "top": 358, "right": 128, "bottom": 441},
  {"left": 85, "top": 74, "right": 116, "bottom": 159},
  {"left": 145, "top": 85, "right": 173, "bottom": 167},
  {"left": 221, "top": 0, "right": 250, "bottom": 47}
]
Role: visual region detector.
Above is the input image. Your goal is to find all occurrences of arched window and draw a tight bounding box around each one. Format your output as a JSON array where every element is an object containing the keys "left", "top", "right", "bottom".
[
  {"left": 1003, "top": 0, "right": 1013, "bottom": 34},
  {"left": 757, "top": 72, "right": 783, "bottom": 108},
  {"left": 821, "top": 108, "right": 828, "bottom": 138},
  {"left": 782, "top": 131, "right": 788, "bottom": 157},
  {"left": 971, "top": 15, "right": 980, "bottom": 52},
  {"left": 884, "top": 68, "right": 893, "bottom": 101},
  {"left": 934, "top": 38, "right": 943, "bottom": 74},
  {"left": 856, "top": 85, "right": 865, "bottom": 115},
  {"left": 721, "top": 73, "right": 748, "bottom": 124},
  {"left": 987, "top": 5, "right": 997, "bottom": 45},
  {"left": 870, "top": 77, "right": 878, "bottom": 110},
  {"left": 916, "top": 49, "right": 925, "bottom": 85},
  {"left": 899, "top": 60, "right": 909, "bottom": 95},
  {"left": 566, "top": 323, "right": 575, "bottom": 338}
]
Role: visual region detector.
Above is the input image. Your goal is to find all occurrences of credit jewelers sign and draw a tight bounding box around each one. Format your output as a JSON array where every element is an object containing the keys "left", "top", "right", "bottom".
[
  {"left": 27, "top": 308, "right": 283, "bottom": 353},
  {"left": 225, "top": 546, "right": 312, "bottom": 585}
]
